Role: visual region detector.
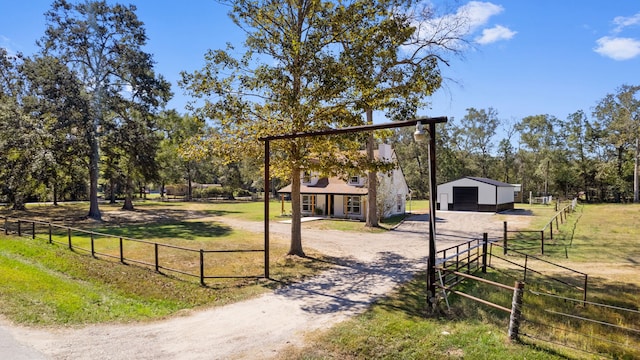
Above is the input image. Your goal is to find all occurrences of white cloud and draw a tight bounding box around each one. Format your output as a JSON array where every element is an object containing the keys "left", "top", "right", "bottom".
[
  {"left": 459, "top": 1, "right": 504, "bottom": 30},
  {"left": 404, "top": 1, "right": 513, "bottom": 53},
  {"left": 475, "top": 25, "right": 517, "bottom": 44},
  {"left": 594, "top": 36, "right": 640, "bottom": 60},
  {"left": 613, "top": 12, "right": 640, "bottom": 33},
  {"left": 0, "top": 35, "right": 17, "bottom": 57}
]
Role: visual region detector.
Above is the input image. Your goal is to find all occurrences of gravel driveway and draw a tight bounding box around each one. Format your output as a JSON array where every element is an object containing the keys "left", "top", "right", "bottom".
[{"left": 1, "top": 211, "right": 525, "bottom": 359}]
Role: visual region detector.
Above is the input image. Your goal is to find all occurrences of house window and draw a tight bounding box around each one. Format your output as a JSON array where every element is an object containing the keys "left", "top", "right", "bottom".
[
  {"left": 302, "top": 171, "right": 311, "bottom": 184},
  {"left": 397, "top": 194, "right": 403, "bottom": 212},
  {"left": 349, "top": 176, "right": 359, "bottom": 185},
  {"left": 302, "top": 195, "right": 315, "bottom": 212},
  {"left": 346, "top": 196, "right": 361, "bottom": 214}
]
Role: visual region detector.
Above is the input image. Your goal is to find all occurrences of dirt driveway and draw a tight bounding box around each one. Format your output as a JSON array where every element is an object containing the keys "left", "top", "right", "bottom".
[{"left": 1, "top": 211, "right": 529, "bottom": 360}]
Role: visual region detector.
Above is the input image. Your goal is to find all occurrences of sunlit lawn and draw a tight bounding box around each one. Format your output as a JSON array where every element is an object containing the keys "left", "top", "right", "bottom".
[{"left": 0, "top": 200, "right": 335, "bottom": 325}]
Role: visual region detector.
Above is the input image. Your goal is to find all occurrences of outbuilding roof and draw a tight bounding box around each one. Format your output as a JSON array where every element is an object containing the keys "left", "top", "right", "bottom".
[{"left": 464, "top": 177, "right": 515, "bottom": 187}]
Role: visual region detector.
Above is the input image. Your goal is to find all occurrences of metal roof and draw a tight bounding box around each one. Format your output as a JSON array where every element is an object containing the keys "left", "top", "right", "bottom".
[{"left": 464, "top": 177, "right": 515, "bottom": 188}]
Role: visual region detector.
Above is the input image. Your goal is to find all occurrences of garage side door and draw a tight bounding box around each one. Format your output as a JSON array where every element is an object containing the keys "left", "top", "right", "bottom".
[{"left": 453, "top": 186, "right": 478, "bottom": 211}]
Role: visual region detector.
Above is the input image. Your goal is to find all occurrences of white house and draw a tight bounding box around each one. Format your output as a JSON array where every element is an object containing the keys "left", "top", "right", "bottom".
[
  {"left": 278, "top": 143, "right": 409, "bottom": 220},
  {"left": 437, "top": 177, "right": 515, "bottom": 212}
]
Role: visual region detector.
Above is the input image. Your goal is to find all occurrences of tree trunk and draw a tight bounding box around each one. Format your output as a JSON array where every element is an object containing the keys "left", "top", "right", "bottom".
[
  {"left": 365, "top": 109, "right": 378, "bottom": 227},
  {"left": 11, "top": 193, "right": 26, "bottom": 211},
  {"left": 634, "top": 137, "right": 638, "bottom": 203},
  {"left": 52, "top": 180, "right": 58, "bottom": 206},
  {"left": 288, "top": 165, "right": 305, "bottom": 256},
  {"left": 87, "top": 130, "right": 101, "bottom": 220},
  {"left": 187, "top": 172, "right": 193, "bottom": 201},
  {"left": 122, "top": 176, "right": 134, "bottom": 211},
  {"left": 109, "top": 176, "right": 116, "bottom": 204}
]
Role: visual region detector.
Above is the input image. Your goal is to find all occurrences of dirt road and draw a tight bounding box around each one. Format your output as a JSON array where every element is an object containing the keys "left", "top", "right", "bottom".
[{"left": 1, "top": 211, "right": 527, "bottom": 359}]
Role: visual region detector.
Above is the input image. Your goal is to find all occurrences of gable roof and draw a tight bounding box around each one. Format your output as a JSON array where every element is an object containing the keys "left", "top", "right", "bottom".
[
  {"left": 278, "top": 177, "right": 368, "bottom": 195},
  {"left": 465, "top": 177, "right": 514, "bottom": 188}
]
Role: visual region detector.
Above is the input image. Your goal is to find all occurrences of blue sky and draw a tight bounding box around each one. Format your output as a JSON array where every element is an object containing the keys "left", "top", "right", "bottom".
[{"left": 1, "top": 1, "right": 639, "bottom": 127}]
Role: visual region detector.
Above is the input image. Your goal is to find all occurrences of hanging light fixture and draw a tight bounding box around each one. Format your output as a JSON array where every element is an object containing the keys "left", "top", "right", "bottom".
[{"left": 413, "top": 120, "right": 426, "bottom": 143}]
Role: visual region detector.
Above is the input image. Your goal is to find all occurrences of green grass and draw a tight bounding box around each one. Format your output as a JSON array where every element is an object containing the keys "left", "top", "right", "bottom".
[
  {"left": 0, "top": 201, "right": 334, "bottom": 325},
  {"left": 278, "top": 202, "right": 640, "bottom": 360},
  {"left": 278, "top": 273, "right": 565, "bottom": 360}
]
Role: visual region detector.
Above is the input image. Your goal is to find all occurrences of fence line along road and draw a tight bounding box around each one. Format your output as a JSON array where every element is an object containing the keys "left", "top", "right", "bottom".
[{"left": 0, "top": 216, "right": 265, "bottom": 286}]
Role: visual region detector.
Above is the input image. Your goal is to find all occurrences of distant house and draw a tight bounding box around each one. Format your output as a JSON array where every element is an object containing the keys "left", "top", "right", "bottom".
[
  {"left": 278, "top": 143, "right": 409, "bottom": 220},
  {"left": 437, "top": 177, "right": 515, "bottom": 212}
]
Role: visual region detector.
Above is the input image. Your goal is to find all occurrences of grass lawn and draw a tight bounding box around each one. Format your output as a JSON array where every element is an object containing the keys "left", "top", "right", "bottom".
[
  {"left": 1, "top": 200, "right": 637, "bottom": 359},
  {"left": 0, "top": 200, "right": 333, "bottom": 325},
  {"left": 277, "top": 201, "right": 640, "bottom": 360}
]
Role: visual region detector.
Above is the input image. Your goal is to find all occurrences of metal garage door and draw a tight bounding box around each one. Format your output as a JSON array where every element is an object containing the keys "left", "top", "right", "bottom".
[{"left": 453, "top": 186, "right": 478, "bottom": 211}]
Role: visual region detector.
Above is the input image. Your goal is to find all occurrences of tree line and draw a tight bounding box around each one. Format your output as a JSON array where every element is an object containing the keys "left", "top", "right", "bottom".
[
  {"left": 394, "top": 85, "right": 640, "bottom": 204},
  {"left": 1, "top": 0, "right": 638, "bottom": 257}
]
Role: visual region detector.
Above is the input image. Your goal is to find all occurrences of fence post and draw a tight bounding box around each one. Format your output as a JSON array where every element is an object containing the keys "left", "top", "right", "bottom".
[
  {"left": 154, "top": 243, "right": 159, "bottom": 272},
  {"left": 18, "top": 220, "right": 21, "bottom": 236},
  {"left": 68, "top": 228, "right": 72, "bottom": 250},
  {"left": 48, "top": 223, "right": 52, "bottom": 244},
  {"left": 200, "top": 249, "right": 205, "bottom": 286},
  {"left": 466, "top": 242, "right": 471, "bottom": 274},
  {"left": 503, "top": 221, "right": 508, "bottom": 255},
  {"left": 508, "top": 281, "right": 525, "bottom": 341},
  {"left": 119, "top": 238, "right": 124, "bottom": 263},
  {"left": 583, "top": 274, "right": 588, "bottom": 306},
  {"left": 90, "top": 234, "right": 95, "bottom": 257},
  {"left": 32, "top": 222, "right": 35, "bottom": 239},
  {"left": 482, "top": 233, "right": 488, "bottom": 273},
  {"left": 4, "top": 217, "right": 7, "bottom": 235},
  {"left": 540, "top": 230, "right": 544, "bottom": 254},
  {"left": 550, "top": 221, "right": 553, "bottom": 240}
]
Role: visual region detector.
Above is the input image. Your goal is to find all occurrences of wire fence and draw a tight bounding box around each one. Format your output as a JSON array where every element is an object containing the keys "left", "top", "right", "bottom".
[
  {"left": 1, "top": 216, "right": 266, "bottom": 285},
  {"left": 503, "top": 198, "right": 578, "bottom": 255},
  {"left": 434, "top": 229, "right": 639, "bottom": 358}
]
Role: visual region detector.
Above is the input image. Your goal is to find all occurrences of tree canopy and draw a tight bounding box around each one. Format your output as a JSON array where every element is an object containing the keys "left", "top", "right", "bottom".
[
  {"left": 39, "top": 0, "right": 171, "bottom": 218},
  {"left": 181, "top": 0, "right": 464, "bottom": 256}
]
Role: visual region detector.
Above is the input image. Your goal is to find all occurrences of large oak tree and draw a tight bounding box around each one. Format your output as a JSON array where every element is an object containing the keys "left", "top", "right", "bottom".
[
  {"left": 181, "top": 0, "right": 461, "bottom": 256},
  {"left": 39, "top": 0, "right": 170, "bottom": 219}
]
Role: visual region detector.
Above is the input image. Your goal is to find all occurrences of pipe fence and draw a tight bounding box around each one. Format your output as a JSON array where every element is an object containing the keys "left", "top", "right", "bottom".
[
  {"left": 503, "top": 198, "right": 578, "bottom": 255},
  {"left": 1, "top": 216, "right": 266, "bottom": 285}
]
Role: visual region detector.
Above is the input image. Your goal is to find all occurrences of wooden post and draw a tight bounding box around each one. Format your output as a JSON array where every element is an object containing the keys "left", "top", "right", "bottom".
[
  {"left": 154, "top": 243, "right": 159, "bottom": 272},
  {"left": 68, "top": 228, "right": 72, "bottom": 250},
  {"left": 32, "top": 222, "right": 35, "bottom": 239},
  {"left": 119, "top": 237, "right": 124, "bottom": 263},
  {"left": 281, "top": 195, "right": 284, "bottom": 215},
  {"left": 17, "top": 220, "right": 21, "bottom": 236},
  {"left": 48, "top": 223, "right": 52, "bottom": 244},
  {"left": 91, "top": 234, "right": 95, "bottom": 257},
  {"left": 503, "top": 221, "right": 508, "bottom": 255},
  {"left": 482, "top": 233, "right": 488, "bottom": 273},
  {"left": 200, "top": 249, "right": 205, "bottom": 286},
  {"left": 4, "top": 217, "right": 7, "bottom": 235},
  {"left": 540, "top": 230, "right": 545, "bottom": 254},
  {"left": 550, "top": 221, "right": 553, "bottom": 240},
  {"left": 508, "top": 281, "right": 525, "bottom": 341}
]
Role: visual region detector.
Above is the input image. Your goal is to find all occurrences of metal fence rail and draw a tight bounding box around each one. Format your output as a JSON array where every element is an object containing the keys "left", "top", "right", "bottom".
[
  {"left": 488, "top": 243, "right": 588, "bottom": 303},
  {"left": 1, "top": 216, "right": 265, "bottom": 285},
  {"left": 503, "top": 199, "right": 579, "bottom": 255},
  {"left": 521, "top": 290, "right": 640, "bottom": 358}
]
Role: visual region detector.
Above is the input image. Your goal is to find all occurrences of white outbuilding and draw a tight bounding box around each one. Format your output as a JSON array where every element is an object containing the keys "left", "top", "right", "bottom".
[{"left": 437, "top": 177, "right": 515, "bottom": 212}]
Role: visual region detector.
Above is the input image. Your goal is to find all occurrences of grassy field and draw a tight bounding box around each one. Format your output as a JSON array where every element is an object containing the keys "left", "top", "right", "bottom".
[
  {"left": 0, "top": 200, "right": 333, "bottom": 325},
  {"left": 1, "top": 200, "right": 637, "bottom": 359},
  {"left": 278, "top": 201, "right": 640, "bottom": 360}
]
